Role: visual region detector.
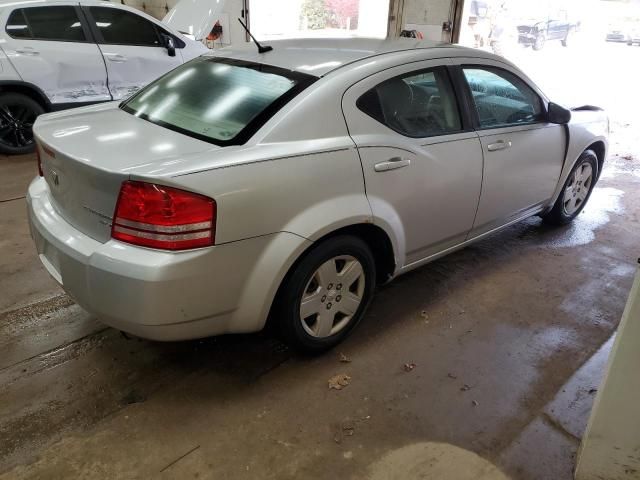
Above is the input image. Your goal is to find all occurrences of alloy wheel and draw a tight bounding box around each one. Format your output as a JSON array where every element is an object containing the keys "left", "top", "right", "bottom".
[{"left": 0, "top": 104, "right": 36, "bottom": 150}]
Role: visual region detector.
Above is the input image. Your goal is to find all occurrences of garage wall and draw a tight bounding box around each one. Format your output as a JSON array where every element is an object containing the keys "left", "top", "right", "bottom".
[
  {"left": 398, "top": 0, "right": 453, "bottom": 41},
  {"left": 120, "top": 0, "right": 455, "bottom": 43},
  {"left": 116, "top": 0, "right": 248, "bottom": 44},
  {"left": 116, "top": 0, "right": 170, "bottom": 22}
]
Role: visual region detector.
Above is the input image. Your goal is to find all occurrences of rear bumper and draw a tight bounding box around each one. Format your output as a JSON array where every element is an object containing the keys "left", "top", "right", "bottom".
[{"left": 27, "top": 177, "right": 310, "bottom": 340}]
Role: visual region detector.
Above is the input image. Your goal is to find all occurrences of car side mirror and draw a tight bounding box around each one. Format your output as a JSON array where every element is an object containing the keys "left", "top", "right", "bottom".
[
  {"left": 163, "top": 34, "right": 176, "bottom": 57},
  {"left": 548, "top": 102, "right": 571, "bottom": 124}
]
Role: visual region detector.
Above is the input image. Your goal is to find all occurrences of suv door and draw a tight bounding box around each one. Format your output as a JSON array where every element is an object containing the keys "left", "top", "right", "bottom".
[
  {"left": 457, "top": 61, "right": 565, "bottom": 236},
  {"left": 84, "top": 5, "right": 182, "bottom": 100},
  {"left": 548, "top": 11, "right": 569, "bottom": 40},
  {"left": 342, "top": 60, "right": 483, "bottom": 267},
  {"left": 2, "top": 4, "right": 110, "bottom": 105}
]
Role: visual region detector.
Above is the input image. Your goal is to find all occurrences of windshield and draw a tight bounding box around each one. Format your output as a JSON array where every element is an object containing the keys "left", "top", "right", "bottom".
[{"left": 121, "top": 57, "right": 317, "bottom": 146}]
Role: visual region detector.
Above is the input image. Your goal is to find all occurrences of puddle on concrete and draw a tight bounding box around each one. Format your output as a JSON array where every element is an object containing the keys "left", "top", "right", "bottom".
[
  {"left": 600, "top": 164, "right": 640, "bottom": 180},
  {"left": 546, "top": 187, "right": 624, "bottom": 248}
]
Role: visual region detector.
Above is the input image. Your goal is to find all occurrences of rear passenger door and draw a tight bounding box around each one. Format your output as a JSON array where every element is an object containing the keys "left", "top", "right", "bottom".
[
  {"left": 456, "top": 61, "right": 565, "bottom": 236},
  {"left": 342, "top": 61, "right": 484, "bottom": 267},
  {"left": 2, "top": 4, "right": 110, "bottom": 105},
  {"left": 84, "top": 5, "right": 182, "bottom": 100}
]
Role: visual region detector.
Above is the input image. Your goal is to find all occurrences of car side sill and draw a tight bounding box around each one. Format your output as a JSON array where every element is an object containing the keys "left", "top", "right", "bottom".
[
  {"left": 396, "top": 204, "right": 547, "bottom": 277},
  {"left": 51, "top": 100, "right": 110, "bottom": 111}
]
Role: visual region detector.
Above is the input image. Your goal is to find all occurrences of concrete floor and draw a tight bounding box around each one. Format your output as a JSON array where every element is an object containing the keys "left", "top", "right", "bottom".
[{"left": 1, "top": 42, "right": 640, "bottom": 480}]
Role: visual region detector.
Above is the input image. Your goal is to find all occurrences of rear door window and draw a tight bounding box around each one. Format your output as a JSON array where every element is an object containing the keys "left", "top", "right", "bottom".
[
  {"left": 463, "top": 67, "right": 544, "bottom": 128},
  {"left": 6, "top": 6, "right": 86, "bottom": 42},
  {"left": 356, "top": 67, "right": 462, "bottom": 138},
  {"left": 88, "top": 7, "right": 160, "bottom": 46}
]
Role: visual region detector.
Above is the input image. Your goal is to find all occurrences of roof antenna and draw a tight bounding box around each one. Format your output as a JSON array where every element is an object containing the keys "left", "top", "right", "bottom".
[{"left": 237, "top": 18, "right": 273, "bottom": 54}]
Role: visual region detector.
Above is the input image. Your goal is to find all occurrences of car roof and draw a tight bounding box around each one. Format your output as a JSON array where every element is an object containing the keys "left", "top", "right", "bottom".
[
  {"left": 0, "top": 0, "right": 139, "bottom": 8},
  {"left": 207, "top": 38, "right": 486, "bottom": 77}
]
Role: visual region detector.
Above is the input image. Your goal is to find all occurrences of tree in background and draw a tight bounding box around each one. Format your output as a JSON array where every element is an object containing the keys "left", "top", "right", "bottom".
[{"left": 301, "top": 0, "right": 328, "bottom": 30}]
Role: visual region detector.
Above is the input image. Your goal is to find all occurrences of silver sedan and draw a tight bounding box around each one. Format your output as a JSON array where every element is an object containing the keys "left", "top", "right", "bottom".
[{"left": 28, "top": 38, "right": 609, "bottom": 352}]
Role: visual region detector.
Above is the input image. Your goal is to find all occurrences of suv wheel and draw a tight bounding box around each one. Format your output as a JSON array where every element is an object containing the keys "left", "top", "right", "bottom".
[
  {"left": 533, "top": 33, "right": 546, "bottom": 51},
  {"left": 276, "top": 235, "right": 376, "bottom": 353},
  {"left": 0, "top": 92, "right": 44, "bottom": 155}
]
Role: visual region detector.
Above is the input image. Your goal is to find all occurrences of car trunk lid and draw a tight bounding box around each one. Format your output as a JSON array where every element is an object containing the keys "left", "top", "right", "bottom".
[{"left": 34, "top": 102, "right": 217, "bottom": 243}]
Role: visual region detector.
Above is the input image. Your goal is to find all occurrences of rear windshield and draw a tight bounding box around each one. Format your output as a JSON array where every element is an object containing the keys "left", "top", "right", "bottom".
[{"left": 121, "top": 57, "right": 316, "bottom": 146}]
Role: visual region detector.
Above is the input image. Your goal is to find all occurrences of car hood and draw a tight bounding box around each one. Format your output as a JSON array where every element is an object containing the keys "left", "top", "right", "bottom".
[
  {"left": 34, "top": 102, "right": 219, "bottom": 176},
  {"left": 163, "top": 0, "right": 227, "bottom": 41}
]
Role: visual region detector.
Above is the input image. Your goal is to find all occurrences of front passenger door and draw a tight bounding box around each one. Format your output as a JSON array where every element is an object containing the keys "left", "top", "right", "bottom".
[
  {"left": 84, "top": 6, "right": 182, "bottom": 100},
  {"left": 459, "top": 63, "right": 565, "bottom": 236},
  {"left": 342, "top": 61, "right": 484, "bottom": 267}
]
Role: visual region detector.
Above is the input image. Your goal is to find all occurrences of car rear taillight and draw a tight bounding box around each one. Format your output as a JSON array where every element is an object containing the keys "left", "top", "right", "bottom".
[
  {"left": 111, "top": 181, "right": 216, "bottom": 251},
  {"left": 36, "top": 146, "right": 43, "bottom": 176}
]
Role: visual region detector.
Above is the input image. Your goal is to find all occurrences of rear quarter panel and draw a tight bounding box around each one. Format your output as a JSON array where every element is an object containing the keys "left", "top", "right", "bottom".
[
  {"left": 162, "top": 146, "right": 372, "bottom": 245},
  {"left": 143, "top": 145, "right": 373, "bottom": 333}
]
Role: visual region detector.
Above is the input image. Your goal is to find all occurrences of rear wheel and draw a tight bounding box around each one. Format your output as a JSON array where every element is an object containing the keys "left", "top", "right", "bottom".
[
  {"left": 275, "top": 235, "right": 376, "bottom": 353},
  {"left": 0, "top": 92, "right": 44, "bottom": 155},
  {"left": 542, "top": 150, "right": 598, "bottom": 226}
]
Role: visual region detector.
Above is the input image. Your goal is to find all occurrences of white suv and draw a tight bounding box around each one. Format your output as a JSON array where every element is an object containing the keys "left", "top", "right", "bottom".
[{"left": 0, "top": 0, "right": 207, "bottom": 154}]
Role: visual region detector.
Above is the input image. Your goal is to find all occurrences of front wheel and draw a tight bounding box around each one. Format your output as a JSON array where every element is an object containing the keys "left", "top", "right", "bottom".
[
  {"left": 0, "top": 92, "right": 44, "bottom": 155},
  {"left": 275, "top": 235, "right": 376, "bottom": 353},
  {"left": 542, "top": 150, "right": 598, "bottom": 226},
  {"left": 533, "top": 33, "right": 546, "bottom": 51}
]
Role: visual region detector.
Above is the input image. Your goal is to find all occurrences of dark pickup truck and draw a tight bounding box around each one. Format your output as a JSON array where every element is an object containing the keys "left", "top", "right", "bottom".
[{"left": 517, "top": 11, "right": 579, "bottom": 50}]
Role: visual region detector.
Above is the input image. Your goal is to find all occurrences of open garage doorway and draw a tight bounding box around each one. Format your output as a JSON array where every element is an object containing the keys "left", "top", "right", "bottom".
[
  {"left": 458, "top": 0, "right": 640, "bottom": 163},
  {"left": 248, "top": 0, "right": 391, "bottom": 40}
]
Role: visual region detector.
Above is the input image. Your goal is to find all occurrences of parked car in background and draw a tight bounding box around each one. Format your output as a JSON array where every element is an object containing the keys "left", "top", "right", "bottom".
[
  {"left": 28, "top": 39, "right": 608, "bottom": 352},
  {"left": 0, "top": 0, "right": 207, "bottom": 154},
  {"left": 626, "top": 26, "right": 640, "bottom": 46},
  {"left": 605, "top": 24, "right": 629, "bottom": 43},
  {"left": 517, "top": 10, "right": 578, "bottom": 50}
]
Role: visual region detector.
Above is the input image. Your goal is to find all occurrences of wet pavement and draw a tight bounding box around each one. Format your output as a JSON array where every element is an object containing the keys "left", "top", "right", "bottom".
[{"left": 1, "top": 43, "right": 640, "bottom": 480}]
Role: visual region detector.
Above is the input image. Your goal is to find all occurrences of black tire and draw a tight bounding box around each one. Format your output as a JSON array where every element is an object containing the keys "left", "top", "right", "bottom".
[
  {"left": 533, "top": 33, "right": 546, "bottom": 51},
  {"left": 542, "top": 150, "right": 598, "bottom": 226},
  {"left": 0, "top": 92, "right": 45, "bottom": 155},
  {"left": 275, "top": 235, "right": 376, "bottom": 353}
]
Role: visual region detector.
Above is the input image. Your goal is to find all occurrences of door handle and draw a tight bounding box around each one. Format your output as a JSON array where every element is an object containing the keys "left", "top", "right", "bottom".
[
  {"left": 105, "top": 53, "right": 127, "bottom": 62},
  {"left": 16, "top": 47, "right": 39, "bottom": 55},
  {"left": 374, "top": 157, "right": 411, "bottom": 172},
  {"left": 487, "top": 140, "right": 512, "bottom": 152}
]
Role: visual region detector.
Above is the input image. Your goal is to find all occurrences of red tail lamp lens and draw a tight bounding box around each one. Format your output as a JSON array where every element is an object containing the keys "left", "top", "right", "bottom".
[{"left": 111, "top": 181, "right": 216, "bottom": 250}]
